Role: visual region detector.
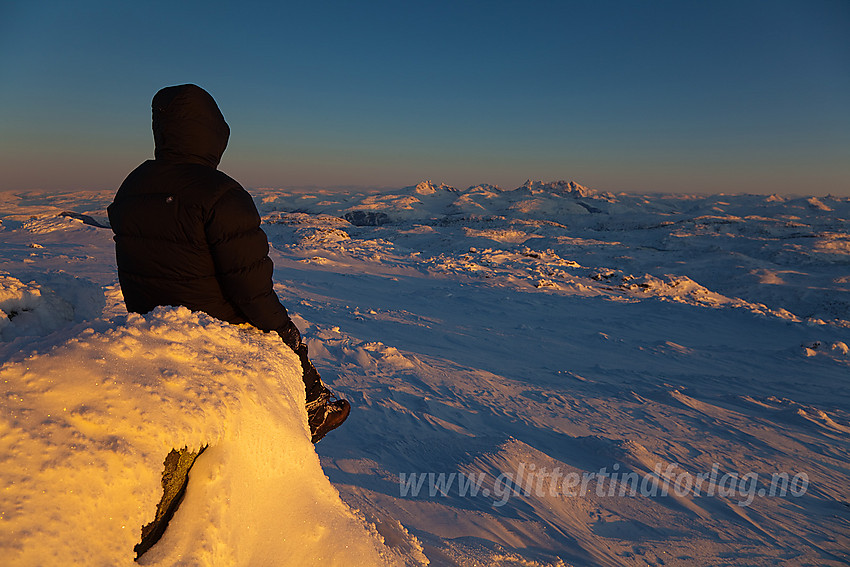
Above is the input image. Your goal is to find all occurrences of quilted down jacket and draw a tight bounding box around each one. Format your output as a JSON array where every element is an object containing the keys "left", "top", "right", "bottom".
[{"left": 107, "top": 84, "right": 302, "bottom": 349}]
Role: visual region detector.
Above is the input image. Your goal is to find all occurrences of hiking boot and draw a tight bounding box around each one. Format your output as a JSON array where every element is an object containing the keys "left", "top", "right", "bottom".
[{"left": 306, "top": 389, "right": 351, "bottom": 443}]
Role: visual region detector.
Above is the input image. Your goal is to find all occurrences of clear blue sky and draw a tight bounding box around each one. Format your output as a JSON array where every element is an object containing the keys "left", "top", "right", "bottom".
[{"left": 1, "top": 0, "right": 848, "bottom": 195}]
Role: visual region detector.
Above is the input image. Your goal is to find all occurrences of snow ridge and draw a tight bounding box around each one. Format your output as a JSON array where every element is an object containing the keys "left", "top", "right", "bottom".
[{"left": 0, "top": 307, "right": 407, "bottom": 566}]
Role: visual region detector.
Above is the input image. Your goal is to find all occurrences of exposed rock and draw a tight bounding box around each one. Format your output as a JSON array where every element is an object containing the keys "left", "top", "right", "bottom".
[
  {"left": 136, "top": 446, "right": 206, "bottom": 559},
  {"left": 344, "top": 210, "right": 391, "bottom": 226}
]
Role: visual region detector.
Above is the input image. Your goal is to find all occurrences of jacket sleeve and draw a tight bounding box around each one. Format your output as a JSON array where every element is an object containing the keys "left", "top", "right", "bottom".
[{"left": 204, "top": 186, "right": 302, "bottom": 349}]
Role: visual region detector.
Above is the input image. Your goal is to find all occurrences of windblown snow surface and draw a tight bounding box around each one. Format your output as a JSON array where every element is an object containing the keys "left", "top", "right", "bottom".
[{"left": 1, "top": 180, "right": 848, "bottom": 566}]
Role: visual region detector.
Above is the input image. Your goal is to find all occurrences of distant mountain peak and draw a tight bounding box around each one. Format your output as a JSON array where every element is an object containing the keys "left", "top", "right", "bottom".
[
  {"left": 413, "top": 180, "right": 458, "bottom": 195},
  {"left": 806, "top": 197, "right": 832, "bottom": 211},
  {"left": 520, "top": 180, "right": 594, "bottom": 198}
]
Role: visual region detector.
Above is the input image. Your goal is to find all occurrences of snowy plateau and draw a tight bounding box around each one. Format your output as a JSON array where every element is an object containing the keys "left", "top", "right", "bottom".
[{"left": 0, "top": 180, "right": 848, "bottom": 566}]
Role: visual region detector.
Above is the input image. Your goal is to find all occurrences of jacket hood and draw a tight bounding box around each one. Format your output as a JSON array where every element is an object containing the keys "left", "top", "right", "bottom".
[{"left": 152, "top": 84, "right": 230, "bottom": 168}]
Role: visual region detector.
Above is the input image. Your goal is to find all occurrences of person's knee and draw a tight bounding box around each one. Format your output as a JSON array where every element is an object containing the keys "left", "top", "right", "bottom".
[{"left": 276, "top": 322, "right": 301, "bottom": 351}]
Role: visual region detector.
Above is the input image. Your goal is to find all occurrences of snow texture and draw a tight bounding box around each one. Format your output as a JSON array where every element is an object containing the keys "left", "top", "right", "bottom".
[
  {"left": 0, "top": 182, "right": 849, "bottom": 566},
  {"left": 0, "top": 305, "right": 403, "bottom": 566}
]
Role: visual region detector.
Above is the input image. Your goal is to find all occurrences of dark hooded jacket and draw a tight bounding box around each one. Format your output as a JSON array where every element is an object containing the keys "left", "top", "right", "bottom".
[{"left": 108, "top": 84, "right": 301, "bottom": 348}]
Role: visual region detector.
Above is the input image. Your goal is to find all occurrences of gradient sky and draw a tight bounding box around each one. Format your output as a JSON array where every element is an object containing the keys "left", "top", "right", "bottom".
[{"left": 1, "top": 0, "right": 848, "bottom": 195}]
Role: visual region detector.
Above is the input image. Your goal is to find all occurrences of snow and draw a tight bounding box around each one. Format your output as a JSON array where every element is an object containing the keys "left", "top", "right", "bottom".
[
  {"left": 0, "top": 306, "right": 403, "bottom": 566},
  {"left": 0, "top": 274, "right": 74, "bottom": 340},
  {"left": 1, "top": 182, "right": 849, "bottom": 566}
]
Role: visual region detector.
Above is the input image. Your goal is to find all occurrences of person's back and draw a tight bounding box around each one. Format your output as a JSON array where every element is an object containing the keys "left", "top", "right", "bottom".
[
  {"left": 110, "top": 161, "right": 259, "bottom": 322},
  {"left": 108, "top": 84, "right": 349, "bottom": 443}
]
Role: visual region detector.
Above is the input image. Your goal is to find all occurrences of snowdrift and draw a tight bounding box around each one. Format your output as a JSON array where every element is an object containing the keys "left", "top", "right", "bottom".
[
  {"left": 0, "top": 273, "right": 75, "bottom": 341},
  {"left": 0, "top": 306, "right": 402, "bottom": 566}
]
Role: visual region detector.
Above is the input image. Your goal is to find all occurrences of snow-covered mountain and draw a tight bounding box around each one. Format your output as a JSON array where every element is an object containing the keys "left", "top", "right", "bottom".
[{"left": 1, "top": 183, "right": 848, "bottom": 566}]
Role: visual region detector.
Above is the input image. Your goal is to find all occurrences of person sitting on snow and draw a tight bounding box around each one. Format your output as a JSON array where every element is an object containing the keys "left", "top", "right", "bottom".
[{"left": 107, "top": 83, "right": 350, "bottom": 443}]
